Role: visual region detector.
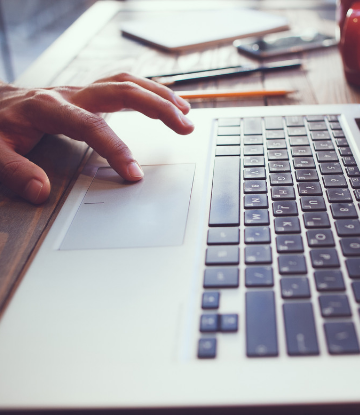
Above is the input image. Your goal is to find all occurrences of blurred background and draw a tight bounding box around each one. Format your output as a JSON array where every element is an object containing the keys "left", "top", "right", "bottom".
[{"left": 0, "top": 0, "right": 337, "bottom": 83}]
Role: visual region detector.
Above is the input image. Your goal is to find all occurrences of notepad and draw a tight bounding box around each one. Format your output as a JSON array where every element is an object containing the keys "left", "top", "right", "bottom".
[{"left": 120, "top": 8, "right": 289, "bottom": 52}]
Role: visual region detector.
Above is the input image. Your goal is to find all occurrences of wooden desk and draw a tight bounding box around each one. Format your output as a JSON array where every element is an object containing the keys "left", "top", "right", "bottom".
[{"left": 1, "top": 0, "right": 360, "bottom": 314}]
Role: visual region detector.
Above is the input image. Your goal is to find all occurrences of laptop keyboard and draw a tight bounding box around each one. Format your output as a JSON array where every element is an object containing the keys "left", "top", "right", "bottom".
[{"left": 198, "top": 114, "right": 360, "bottom": 359}]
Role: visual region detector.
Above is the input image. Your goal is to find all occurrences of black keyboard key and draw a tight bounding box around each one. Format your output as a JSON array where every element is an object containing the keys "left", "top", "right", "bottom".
[
  {"left": 220, "top": 314, "right": 238, "bottom": 332},
  {"left": 273, "top": 201, "right": 298, "bottom": 216},
  {"left": 243, "top": 167, "right": 266, "bottom": 180},
  {"left": 319, "top": 294, "right": 351, "bottom": 317},
  {"left": 200, "top": 314, "right": 219, "bottom": 332},
  {"left": 266, "top": 130, "right": 285, "bottom": 139},
  {"left": 216, "top": 136, "right": 241, "bottom": 146},
  {"left": 313, "top": 141, "right": 334, "bottom": 151},
  {"left": 286, "top": 116, "right": 304, "bottom": 127},
  {"left": 269, "top": 161, "right": 291, "bottom": 172},
  {"left": 293, "top": 157, "right": 315, "bottom": 169},
  {"left": 323, "top": 175, "right": 347, "bottom": 188},
  {"left": 281, "top": 277, "right": 310, "bottom": 299},
  {"left": 265, "top": 117, "right": 283, "bottom": 130},
  {"left": 295, "top": 169, "right": 319, "bottom": 182},
  {"left": 217, "top": 126, "right": 240, "bottom": 136},
  {"left": 327, "top": 115, "right": 339, "bottom": 122},
  {"left": 346, "top": 166, "right": 360, "bottom": 176},
  {"left": 308, "top": 122, "right": 327, "bottom": 131},
  {"left": 310, "top": 248, "right": 340, "bottom": 268},
  {"left": 283, "top": 303, "right": 319, "bottom": 356},
  {"left": 206, "top": 246, "right": 239, "bottom": 265},
  {"left": 352, "top": 281, "right": 360, "bottom": 302},
  {"left": 288, "top": 127, "right": 307, "bottom": 136},
  {"left": 340, "top": 238, "right": 360, "bottom": 256},
  {"left": 244, "top": 194, "right": 268, "bottom": 209},
  {"left": 278, "top": 254, "right": 307, "bottom": 275},
  {"left": 209, "top": 156, "right": 240, "bottom": 226},
  {"left": 332, "top": 130, "right": 345, "bottom": 138},
  {"left": 244, "top": 156, "right": 265, "bottom": 167},
  {"left": 215, "top": 146, "right": 241, "bottom": 156},
  {"left": 324, "top": 322, "right": 360, "bottom": 355},
  {"left": 346, "top": 258, "right": 360, "bottom": 279},
  {"left": 291, "top": 146, "right": 312, "bottom": 157},
  {"left": 319, "top": 162, "right": 343, "bottom": 175},
  {"left": 306, "top": 115, "right": 324, "bottom": 122},
  {"left": 267, "top": 139, "right": 287, "bottom": 149},
  {"left": 315, "top": 270, "right": 345, "bottom": 292},
  {"left": 202, "top": 292, "right": 220, "bottom": 309},
  {"left": 244, "top": 135, "right": 263, "bottom": 145},
  {"left": 301, "top": 196, "right": 326, "bottom": 211},
  {"left": 244, "top": 145, "right": 264, "bottom": 156},
  {"left": 218, "top": 118, "right": 240, "bottom": 127},
  {"left": 355, "top": 189, "right": 360, "bottom": 201},
  {"left": 198, "top": 338, "right": 217, "bottom": 358},
  {"left": 339, "top": 147, "right": 353, "bottom": 156},
  {"left": 268, "top": 149, "right": 289, "bottom": 161},
  {"left": 326, "top": 188, "right": 352, "bottom": 203},
  {"left": 276, "top": 235, "right": 304, "bottom": 253},
  {"left": 207, "top": 227, "right": 239, "bottom": 245},
  {"left": 298, "top": 182, "right": 322, "bottom": 196},
  {"left": 336, "top": 138, "right": 348, "bottom": 146},
  {"left": 289, "top": 136, "right": 309, "bottom": 146},
  {"left": 350, "top": 177, "right": 360, "bottom": 189},
  {"left": 246, "top": 291, "right": 278, "bottom": 357},
  {"left": 245, "top": 245, "right": 272, "bottom": 264},
  {"left": 303, "top": 212, "right": 331, "bottom": 228},
  {"left": 203, "top": 268, "right": 239, "bottom": 288},
  {"left": 316, "top": 151, "right": 338, "bottom": 163},
  {"left": 245, "top": 266, "right": 273, "bottom": 287},
  {"left": 311, "top": 131, "right": 331, "bottom": 140},
  {"left": 244, "top": 118, "right": 262, "bottom": 135},
  {"left": 335, "top": 219, "right": 360, "bottom": 236},
  {"left": 244, "top": 226, "right": 271, "bottom": 244},
  {"left": 244, "top": 180, "right": 267, "bottom": 194},
  {"left": 271, "top": 186, "right": 295, "bottom": 200},
  {"left": 342, "top": 156, "right": 357, "bottom": 166},
  {"left": 330, "top": 122, "right": 342, "bottom": 130},
  {"left": 274, "top": 217, "right": 301, "bottom": 234},
  {"left": 306, "top": 229, "right": 335, "bottom": 247},
  {"left": 270, "top": 173, "right": 293, "bottom": 186},
  {"left": 244, "top": 210, "right": 270, "bottom": 226}
]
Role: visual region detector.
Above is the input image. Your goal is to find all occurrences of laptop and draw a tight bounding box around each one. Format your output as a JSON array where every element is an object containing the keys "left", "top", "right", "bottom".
[{"left": 1, "top": 103, "right": 360, "bottom": 413}]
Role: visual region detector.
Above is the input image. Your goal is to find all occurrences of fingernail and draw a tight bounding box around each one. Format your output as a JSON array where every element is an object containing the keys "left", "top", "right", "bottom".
[
  {"left": 174, "top": 93, "right": 191, "bottom": 109},
  {"left": 127, "top": 162, "right": 144, "bottom": 179},
  {"left": 25, "top": 179, "right": 43, "bottom": 203},
  {"left": 178, "top": 112, "right": 194, "bottom": 128}
]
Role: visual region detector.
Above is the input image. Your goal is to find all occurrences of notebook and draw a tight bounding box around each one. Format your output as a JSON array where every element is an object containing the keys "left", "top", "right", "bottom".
[
  {"left": 120, "top": 9, "right": 289, "bottom": 52},
  {"left": 1, "top": 103, "right": 360, "bottom": 412}
]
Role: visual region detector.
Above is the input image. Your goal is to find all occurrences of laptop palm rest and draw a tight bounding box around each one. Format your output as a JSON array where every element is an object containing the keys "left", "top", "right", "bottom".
[{"left": 60, "top": 164, "right": 195, "bottom": 250}]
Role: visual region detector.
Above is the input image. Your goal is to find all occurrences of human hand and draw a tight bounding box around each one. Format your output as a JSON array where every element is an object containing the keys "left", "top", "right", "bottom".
[{"left": 0, "top": 73, "right": 194, "bottom": 204}]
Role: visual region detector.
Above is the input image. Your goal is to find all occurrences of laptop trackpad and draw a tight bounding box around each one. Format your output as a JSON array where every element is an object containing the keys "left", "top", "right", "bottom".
[{"left": 60, "top": 164, "right": 195, "bottom": 250}]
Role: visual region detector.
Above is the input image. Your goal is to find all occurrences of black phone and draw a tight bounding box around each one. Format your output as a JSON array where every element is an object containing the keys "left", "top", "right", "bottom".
[{"left": 233, "top": 30, "right": 337, "bottom": 58}]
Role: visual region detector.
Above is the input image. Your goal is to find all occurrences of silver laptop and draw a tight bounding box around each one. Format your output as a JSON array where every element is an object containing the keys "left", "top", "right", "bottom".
[{"left": 1, "top": 104, "right": 360, "bottom": 412}]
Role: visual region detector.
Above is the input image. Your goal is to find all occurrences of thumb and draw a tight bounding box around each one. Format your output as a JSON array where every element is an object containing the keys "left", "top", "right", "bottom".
[{"left": 0, "top": 144, "right": 50, "bottom": 204}]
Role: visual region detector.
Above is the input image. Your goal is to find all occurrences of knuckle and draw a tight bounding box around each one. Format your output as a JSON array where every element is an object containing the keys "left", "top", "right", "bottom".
[
  {"left": 0, "top": 159, "right": 23, "bottom": 182},
  {"left": 23, "top": 89, "right": 60, "bottom": 110},
  {"left": 81, "top": 113, "right": 107, "bottom": 134},
  {"left": 116, "top": 72, "right": 132, "bottom": 82}
]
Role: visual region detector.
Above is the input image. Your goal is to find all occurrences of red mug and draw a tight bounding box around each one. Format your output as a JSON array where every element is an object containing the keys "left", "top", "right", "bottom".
[{"left": 338, "top": 0, "right": 360, "bottom": 86}]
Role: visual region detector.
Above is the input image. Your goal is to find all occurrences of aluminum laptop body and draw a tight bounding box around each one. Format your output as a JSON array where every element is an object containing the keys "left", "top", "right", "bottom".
[{"left": 1, "top": 104, "right": 360, "bottom": 412}]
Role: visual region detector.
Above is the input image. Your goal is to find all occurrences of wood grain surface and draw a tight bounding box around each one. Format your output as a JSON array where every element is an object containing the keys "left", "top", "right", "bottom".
[{"left": 1, "top": 1, "right": 360, "bottom": 313}]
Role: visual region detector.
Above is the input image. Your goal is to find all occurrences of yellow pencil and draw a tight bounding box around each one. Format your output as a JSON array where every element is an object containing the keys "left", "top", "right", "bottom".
[{"left": 177, "top": 89, "right": 296, "bottom": 100}]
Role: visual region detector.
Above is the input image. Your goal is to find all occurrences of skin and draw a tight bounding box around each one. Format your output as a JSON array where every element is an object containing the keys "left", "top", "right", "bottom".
[{"left": 0, "top": 72, "right": 194, "bottom": 204}]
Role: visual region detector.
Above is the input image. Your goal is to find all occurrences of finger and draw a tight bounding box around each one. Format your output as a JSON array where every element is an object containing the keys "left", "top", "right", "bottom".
[
  {"left": 25, "top": 99, "right": 144, "bottom": 182},
  {"left": 93, "top": 72, "right": 191, "bottom": 114},
  {"left": 69, "top": 82, "right": 194, "bottom": 135},
  {"left": 0, "top": 142, "right": 50, "bottom": 204}
]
